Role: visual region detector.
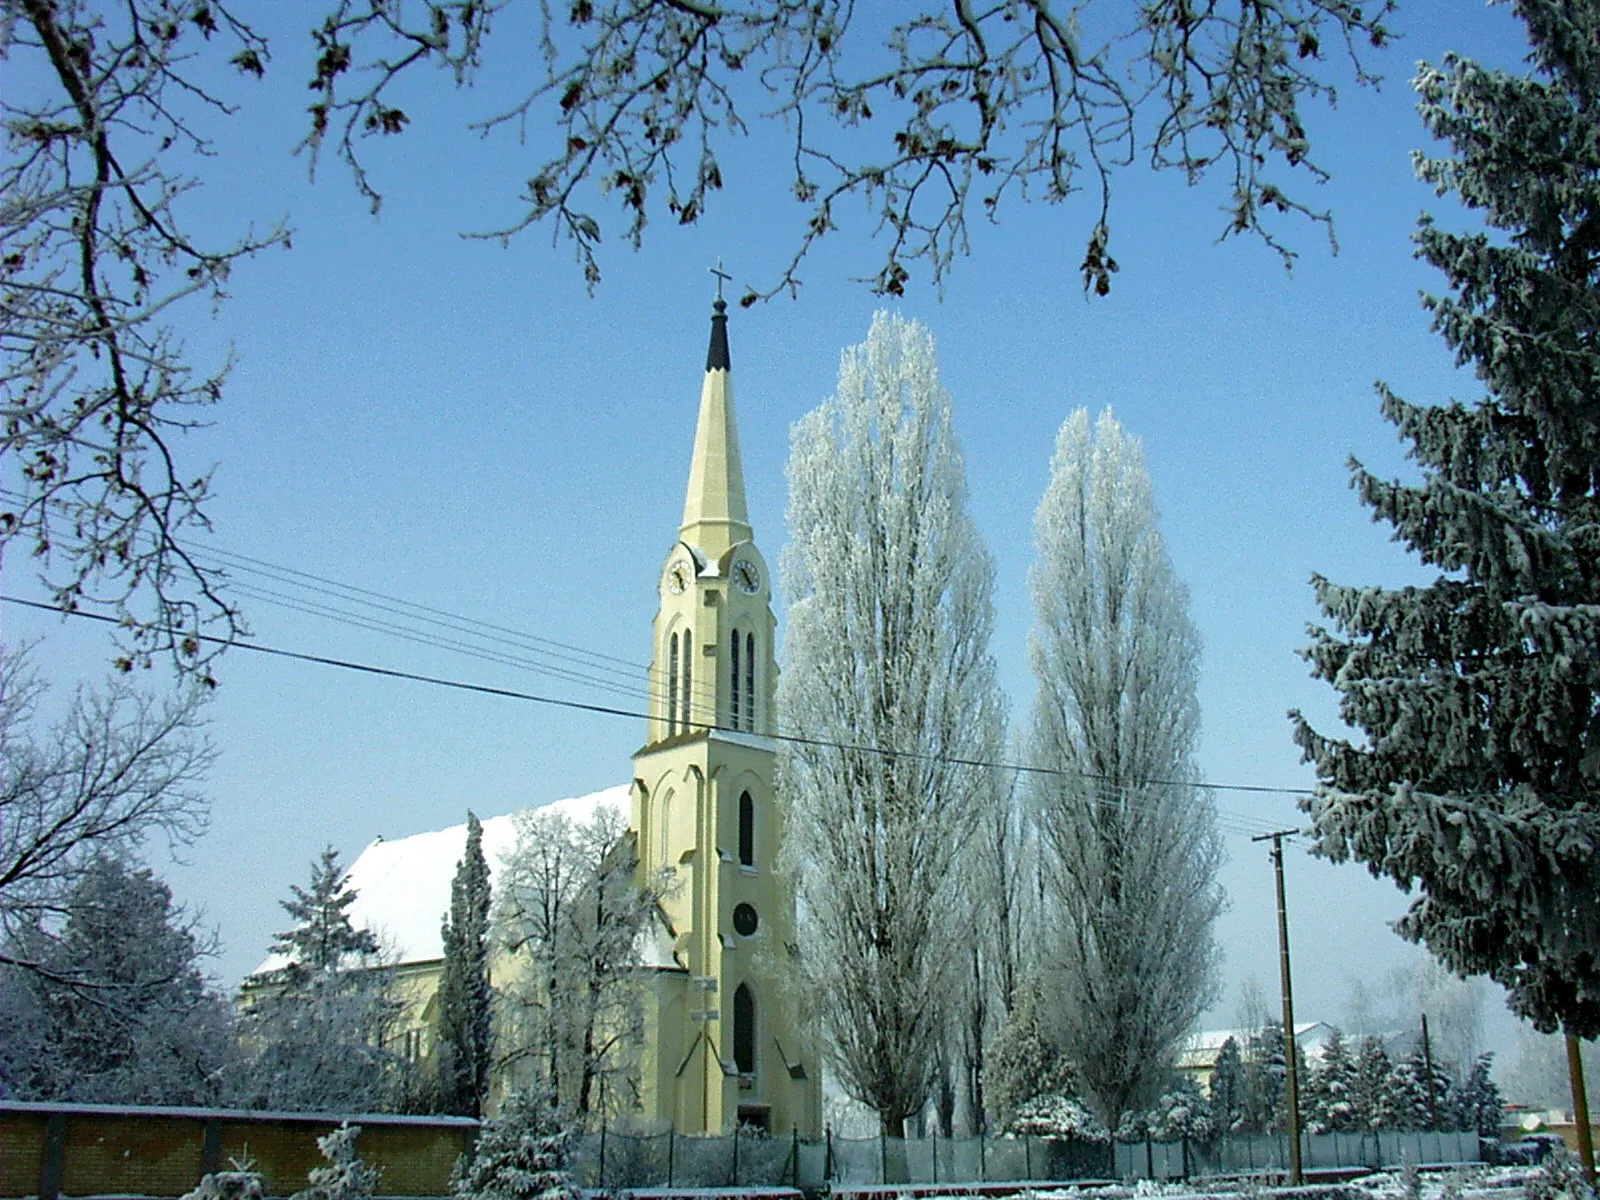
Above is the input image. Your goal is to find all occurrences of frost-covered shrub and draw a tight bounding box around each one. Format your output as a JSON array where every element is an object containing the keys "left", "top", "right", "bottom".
[
  {"left": 1525, "top": 1150, "right": 1599, "bottom": 1200},
  {"left": 1010, "top": 1091, "right": 1109, "bottom": 1141},
  {"left": 453, "top": 1090, "right": 579, "bottom": 1200},
  {"left": 182, "top": 1157, "right": 264, "bottom": 1200},
  {"left": 292, "top": 1123, "right": 380, "bottom": 1200},
  {"left": 1143, "top": 1080, "right": 1216, "bottom": 1142}
]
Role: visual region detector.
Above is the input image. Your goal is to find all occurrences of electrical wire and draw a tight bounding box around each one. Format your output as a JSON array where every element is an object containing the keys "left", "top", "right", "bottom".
[{"left": 2, "top": 592, "right": 1310, "bottom": 843}]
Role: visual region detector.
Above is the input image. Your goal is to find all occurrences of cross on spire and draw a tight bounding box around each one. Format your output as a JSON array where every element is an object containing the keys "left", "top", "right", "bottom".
[{"left": 709, "top": 257, "right": 732, "bottom": 303}]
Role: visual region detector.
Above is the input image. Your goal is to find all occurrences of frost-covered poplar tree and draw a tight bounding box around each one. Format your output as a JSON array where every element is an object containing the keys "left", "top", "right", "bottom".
[
  {"left": 1291, "top": 0, "right": 1600, "bottom": 1040},
  {"left": 437, "top": 813, "right": 493, "bottom": 1117},
  {"left": 495, "top": 805, "right": 660, "bottom": 1121},
  {"left": 779, "top": 312, "right": 1006, "bottom": 1138},
  {"left": 1027, "top": 407, "right": 1224, "bottom": 1132}
]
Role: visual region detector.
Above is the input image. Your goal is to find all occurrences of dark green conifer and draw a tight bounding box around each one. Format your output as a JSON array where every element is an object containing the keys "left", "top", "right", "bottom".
[
  {"left": 1292, "top": 0, "right": 1600, "bottom": 1039},
  {"left": 437, "top": 812, "right": 493, "bottom": 1117}
]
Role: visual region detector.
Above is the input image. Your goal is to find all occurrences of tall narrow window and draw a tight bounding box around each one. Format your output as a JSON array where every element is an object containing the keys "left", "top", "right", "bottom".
[
  {"left": 733, "top": 984, "right": 755, "bottom": 1076},
  {"left": 681, "top": 626, "right": 693, "bottom": 731},
  {"left": 667, "top": 632, "right": 680, "bottom": 733},
  {"left": 739, "top": 791, "right": 754, "bottom": 867},
  {"left": 745, "top": 632, "right": 756, "bottom": 731},
  {"left": 730, "top": 628, "right": 741, "bottom": 730}
]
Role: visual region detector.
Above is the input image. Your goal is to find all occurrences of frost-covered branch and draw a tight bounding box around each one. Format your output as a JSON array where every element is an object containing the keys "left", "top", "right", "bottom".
[{"left": 3, "top": 1, "right": 287, "bottom": 674}]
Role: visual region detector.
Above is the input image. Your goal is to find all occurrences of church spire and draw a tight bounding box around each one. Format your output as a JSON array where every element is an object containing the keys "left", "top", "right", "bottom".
[{"left": 680, "top": 287, "right": 751, "bottom": 562}]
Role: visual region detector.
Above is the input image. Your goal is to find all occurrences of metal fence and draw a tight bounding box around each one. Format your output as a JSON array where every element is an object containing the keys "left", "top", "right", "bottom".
[{"left": 569, "top": 1127, "right": 1482, "bottom": 1190}]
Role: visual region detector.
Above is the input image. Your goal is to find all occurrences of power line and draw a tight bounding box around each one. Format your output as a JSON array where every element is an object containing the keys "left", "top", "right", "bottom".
[
  {"left": 5, "top": 515, "right": 1300, "bottom": 824},
  {"left": 2, "top": 592, "right": 1315, "bottom": 837}
]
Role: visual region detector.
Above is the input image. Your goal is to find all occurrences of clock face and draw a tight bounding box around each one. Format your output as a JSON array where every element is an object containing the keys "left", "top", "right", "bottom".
[
  {"left": 733, "top": 560, "right": 760, "bottom": 595},
  {"left": 667, "top": 561, "right": 692, "bottom": 594}
]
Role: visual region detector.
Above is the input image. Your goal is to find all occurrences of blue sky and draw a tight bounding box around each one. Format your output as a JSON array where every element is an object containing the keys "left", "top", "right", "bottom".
[{"left": 4, "top": 2, "right": 1537, "bottom": 1052}]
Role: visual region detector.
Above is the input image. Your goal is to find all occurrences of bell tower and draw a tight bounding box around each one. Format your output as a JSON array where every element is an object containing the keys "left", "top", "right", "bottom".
[{"left": 630, "top": 290, "right": 820, "bottom": 1136}]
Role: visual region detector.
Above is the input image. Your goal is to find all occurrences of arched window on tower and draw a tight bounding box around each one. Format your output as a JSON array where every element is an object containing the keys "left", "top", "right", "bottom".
[
  {"left": 745, "top": 632, "right": 756, "bottom": 731},
  {"left": 733, "top": 983, "right": 755, "bottom": 1077},
  {"left": 730, "top": 627, "right": 741, "bottom": 729},
  {"left": 667, "top": 632, "right": 680, "bottom": 734},
  {"left": 681, "top": 625, "right": 693, "bottom": 731},
  {"left": 739, "top": 790, "right": 754, "bottom": 867},
  {"left": 658, "top": 790, "right": 675, "bottom": 870}
]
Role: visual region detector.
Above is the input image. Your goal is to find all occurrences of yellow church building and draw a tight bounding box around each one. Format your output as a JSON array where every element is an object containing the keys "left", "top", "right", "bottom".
[{"left": 270, "top": 292, "right": 822, "bottom": 1136}]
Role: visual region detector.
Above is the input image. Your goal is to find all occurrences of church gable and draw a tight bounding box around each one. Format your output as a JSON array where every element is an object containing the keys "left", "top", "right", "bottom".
[{"left": 251, "top": 785, "right": 630, "bottom": 974}]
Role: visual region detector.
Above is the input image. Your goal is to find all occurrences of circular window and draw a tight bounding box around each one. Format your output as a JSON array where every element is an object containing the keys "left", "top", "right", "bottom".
[{"left": 732, "top": 903, "right": 759, "bottom": 937}]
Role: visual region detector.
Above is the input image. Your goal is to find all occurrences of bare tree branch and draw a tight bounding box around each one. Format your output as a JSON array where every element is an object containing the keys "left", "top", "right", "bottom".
[
  {"left": 3, "top": 1, "right": 287, "bottom": 675},
  {"left": 0, "top": 647, "right": 213, "bottom": 943},
  {"left": 301, "top": 0, "right": 1392, "bottom": 300}
]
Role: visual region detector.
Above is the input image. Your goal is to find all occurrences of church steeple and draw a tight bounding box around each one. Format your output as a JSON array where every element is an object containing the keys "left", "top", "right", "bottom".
[{"left": 679, "top": 296, "right": 752, "bottom": 563}]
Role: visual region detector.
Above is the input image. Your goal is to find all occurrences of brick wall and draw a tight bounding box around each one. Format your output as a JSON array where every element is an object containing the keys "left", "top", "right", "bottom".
[{"left": 0, "top": 1102, "right": 477, "bottom": 1199}]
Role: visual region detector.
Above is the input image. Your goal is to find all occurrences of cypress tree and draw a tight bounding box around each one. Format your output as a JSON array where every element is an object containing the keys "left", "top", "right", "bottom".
[
  {"left": 1291, "top": 0, "right": 1600, "bottom": 1039},
  {"left": 437, "top": 812, "right": 493, "bottom": 1117}
]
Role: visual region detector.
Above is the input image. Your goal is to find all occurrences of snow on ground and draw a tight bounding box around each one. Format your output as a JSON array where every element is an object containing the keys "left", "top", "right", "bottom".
[{"left": 892, "top": 1164, "right": 1587, "bottom": 1200}]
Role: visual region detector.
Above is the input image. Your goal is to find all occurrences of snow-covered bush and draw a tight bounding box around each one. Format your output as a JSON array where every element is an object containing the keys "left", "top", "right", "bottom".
[
  {"left": 1142, "top": 1080, "right": 1216, "bottom": 1142},
  {"left": 1525, "top": 1150, "right": 1599, "bottom": 1200},
  {"left": 452, "top": 1090, "right": 579, "bottom": 1200},
  {"left": 181, "top": 1157, "right": 264, "bottom": 1200},
  {"left": 292, "top": 1123, "right": 380, "bottom": 1200},
  {"left": 1010, "top": 1091, "right": 1109, "bottom": 1142}
]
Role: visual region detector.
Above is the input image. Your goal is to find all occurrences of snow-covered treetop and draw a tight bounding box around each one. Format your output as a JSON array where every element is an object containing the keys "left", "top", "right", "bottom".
[{"left": 249, "top": 788, "right": 629, "bottom": 976}]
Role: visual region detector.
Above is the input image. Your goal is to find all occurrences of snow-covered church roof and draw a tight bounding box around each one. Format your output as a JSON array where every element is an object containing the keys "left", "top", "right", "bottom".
[{"left": 251, "top": 785, "right": 632, "bottom": 976}]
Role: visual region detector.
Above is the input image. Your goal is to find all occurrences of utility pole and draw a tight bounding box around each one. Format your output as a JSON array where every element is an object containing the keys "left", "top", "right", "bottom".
[
  {"left": 1254, "top": 830, "right": 1303, "bottom": 1186},
  {"left": 1421, "top": 1014, "right": 1440, "bottom": 1129},
  {"left": 1568, "top": 1034, "right": 1595, "bottom": 1186}
]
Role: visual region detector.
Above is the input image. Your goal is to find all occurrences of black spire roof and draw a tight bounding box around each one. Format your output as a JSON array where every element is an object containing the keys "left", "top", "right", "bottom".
[{"left": 706, "top": 298, "right": 731, "bottom": 371}]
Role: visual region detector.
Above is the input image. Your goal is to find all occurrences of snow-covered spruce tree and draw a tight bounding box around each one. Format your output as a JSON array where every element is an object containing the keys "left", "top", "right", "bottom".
[
  {"left": 437, "top": 813, "right": 493, "bottom": 1117},
  {"left": 233, "top": 848, "right": 402, "bottom": 1112},
  {"left": 1305, "top": 1027, "right": 1360, "bottom": 1134},
  {"left": 1210, "top": 1037, "right": 1246, "bottom": 1133},
  {"left": 1454, "top": 1053, "right": 1504, "bottom": 1138},
  {"left": 1351, "top": 1035, "right": 1395, "bottom": 1131},
  {"left": 778, "top": 312, "right": 1006, "bottom": 1138},
  {"left": 494, "top": 804, "right": 660, "bottom": 1121},
  {"left": 1290, "top": 0, "right": 1600, "bottom": 1040},
  {"left": 1027, "top": 408, "right": 1224, "bottom": 1133},
  {"left": 982, "top": 973, "right": 1076, "bottom": 1133},
  {"left": 452, "top": 1089, "right": 578, "bottom": 1200},
  {"left": 291, "top": 1124, "right": 380, "bottom": 1200},
  {"left": 1387, "top": 1049, "right": 1450, "bottom": 1131},
  {"left": 1236, "top": 1021, "right": 1288, "bottom": 1133},
  {"left": 0, "top": 855, "right": 237, "bottom": 1103}
]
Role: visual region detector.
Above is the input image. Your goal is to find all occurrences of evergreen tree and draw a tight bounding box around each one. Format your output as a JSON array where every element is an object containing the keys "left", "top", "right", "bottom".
[
  {"left": 1291, "top": 0, "right": 1600, "bottom": 1039},
  {"left": 1455, "top": 1052, "right": 1504, "bottom": 1139},
  {"left": 276, "top": 847, "right": 381, "bottom": 978},
  {"left": 1209, "top": 1037, "right": 1245, "bottom": 1134},
  {"left": 1306, "top": 1028, "right": 1359, "bottom": 1134},
  {"left": 981, "top": 975, "right": 1075, "bottom": 1132},
  {"left": 436, "top": 813, "right": 493, "bottom": 1117},
  {"left": 291, "top": 1124, "right": 380, "bottom": 1200},
  {"left": 1236, "top": 1021, "right": 1286, "bottom": 1134},
  {"left": 1387, "top": 1052, "right": 1437, "bottom": 1131},
  {"left": 234, "top": 848, "right": 401, "bottom": 1112},
  {"left": 1350, "top": 1036, "right": 1394, "bottom": 1130},
  {"left": 0, "top": 856, "right": 237, "bottom": 1103},
  {"left": 452, "top": 1090, "right": 579, "bottom": 1200}
]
